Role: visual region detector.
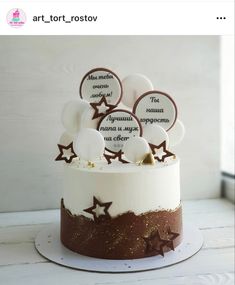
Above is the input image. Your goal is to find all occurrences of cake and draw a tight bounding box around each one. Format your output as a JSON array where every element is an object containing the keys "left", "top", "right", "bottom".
[{"left": 56, "top": 68, "right": 185, "bottom": 259}]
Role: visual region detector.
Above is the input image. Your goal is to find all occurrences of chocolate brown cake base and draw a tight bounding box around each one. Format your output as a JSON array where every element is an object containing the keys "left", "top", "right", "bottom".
[{"left": 61, "top": 199, "right": 182, "bottom": 259}]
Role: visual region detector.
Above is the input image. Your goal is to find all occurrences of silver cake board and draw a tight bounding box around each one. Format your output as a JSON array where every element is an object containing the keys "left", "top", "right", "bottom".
[{"left": 35, "top": 223, "right": 203, "bottom": 273}]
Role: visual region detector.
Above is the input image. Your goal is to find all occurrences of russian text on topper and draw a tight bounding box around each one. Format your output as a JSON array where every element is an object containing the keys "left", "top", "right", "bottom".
[
  {"left": 133, "top": 91, "right": 177, "bottom": 131},
  {"left": 97, "top": 109, "right": 142, "bottom": 154},
  {"left": 79, "top": 67, "right": 123, "bottom": 106}
]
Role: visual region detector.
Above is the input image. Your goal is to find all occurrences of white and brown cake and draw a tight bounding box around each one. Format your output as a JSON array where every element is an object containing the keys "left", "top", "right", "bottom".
[{"left": 56, "top": 68, "right": 185, "bottom": 260}]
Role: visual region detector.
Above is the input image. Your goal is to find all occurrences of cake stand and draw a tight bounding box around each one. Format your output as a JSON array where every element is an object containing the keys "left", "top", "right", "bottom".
[{"left": 35, "top": 223, "right": 203, "bottom": 273}]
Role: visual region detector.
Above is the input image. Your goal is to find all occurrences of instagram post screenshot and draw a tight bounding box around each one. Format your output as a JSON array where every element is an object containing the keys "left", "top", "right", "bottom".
[{"left": 0, "top": 1, "right": 234, "bottom": 284}]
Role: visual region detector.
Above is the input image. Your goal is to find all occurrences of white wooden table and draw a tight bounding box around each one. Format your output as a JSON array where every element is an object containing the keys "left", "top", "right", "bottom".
[{"left": 0, "top": 199, "right": 234, "bottom": 285}]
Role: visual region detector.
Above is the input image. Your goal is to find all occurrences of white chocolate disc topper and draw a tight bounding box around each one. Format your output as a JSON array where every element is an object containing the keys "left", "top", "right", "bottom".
[
  {"left": 143, "top": 125, "right": 169, "bottom": 148},
  {"left": 80, "top": 106, "right": 100, "bottom": 130},
  {"left": 133, "top": 91, "right": 177, "bottom": 131},
  {"left": 123, "top": 137, "right": 150, "bottom": 163},
  {"left": 168, "top": 119, "right": 185, "bottom": 147},
  {"left": 79, "top": 68, "right": 122, "bottom": 105},
  {"left": 98, "top": 110, "right": 142, "bottom": 153},
  {"left": 59, "top": 132, "right": 74, "bottom": 146},
  {"left": 74, "top": 128, "right": 105, "bottom": 162},
  {"left": 61, "top": 99, "right": 90, "bottom": 135},
  {"left": 122, "top": 74, "right": 154, "bottom": 108}
]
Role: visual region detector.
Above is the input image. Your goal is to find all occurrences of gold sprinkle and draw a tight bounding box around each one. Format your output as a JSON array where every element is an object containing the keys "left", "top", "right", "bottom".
[
  {"left": 87, "top": 161, "right": 95, "bottom": 168},
  {"left": 142, "top": 153, "right": 155, "bottom": 165}
]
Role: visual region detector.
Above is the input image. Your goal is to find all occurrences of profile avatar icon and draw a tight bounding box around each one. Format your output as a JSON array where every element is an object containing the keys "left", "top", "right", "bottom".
[
  {"left": 12, "top": 9, "right": 20, "bottom": 22},
  {"left": 7, "top": 8, "right": 26, "bottom": 28}
]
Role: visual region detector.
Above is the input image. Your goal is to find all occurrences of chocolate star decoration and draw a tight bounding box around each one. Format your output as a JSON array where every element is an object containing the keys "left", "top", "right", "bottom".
[
  {"left": 104, "top": 150, "right": 129, "bottom": 165},
  {"left": 149, "top": 141, "right": 175, "bottom": 162},
  {"left": 90, "top": 96, "right": 116, "bottom": 120},
  {"left": 55, "top": 142, "right": 77, "bottom": 163},
  {"left": 165, "top": 227, "right": 180, "bottom": 250},
  {"left": 143, "top": 230, "right": 170, "bottom": 256},
  {"left": 83, "top": 196, "right": 112, "bottom": 223}
]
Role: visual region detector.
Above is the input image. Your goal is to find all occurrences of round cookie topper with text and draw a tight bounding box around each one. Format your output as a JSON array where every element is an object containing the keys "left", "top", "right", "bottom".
[
  {"left": 97, "top": 109, "right": 142, "bottom": 153},
  {"left": 133, "top": 91, "right": 177, "bottom": 131},
  {"left": 79, "top": 68, "right": 123, "bottom": 105}
]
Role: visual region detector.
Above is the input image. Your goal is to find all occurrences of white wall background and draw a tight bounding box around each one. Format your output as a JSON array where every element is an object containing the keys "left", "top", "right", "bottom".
[
  {"left": 221, "top": 36, "right": 234, "bottom": 175},
  {"left": 0, "top": 36, "right": 220, "bottom": 212},
  {"left": 221, "top": 36, "right": 234, "bottom": 203}
]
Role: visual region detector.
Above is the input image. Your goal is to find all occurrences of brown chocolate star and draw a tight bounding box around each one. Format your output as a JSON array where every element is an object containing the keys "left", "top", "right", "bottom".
[
  {"left": 104, "top": 150, "right": 129, "bottom": 164},
  {"left": 90, "top": 96, "right": 116, "bottom": 120},
  {"left": 83, "top": 196, "right": 112, "bottom": 223},
  {"left": 149, "top": 141, "right": 175, "bottom": 162},
  {"left": 165, "top": 228, "right": 180, "bottom": 250},
  {"left": 55, "top": 142, "right": 77, "bottom": 163},
  {"left": 143, "top": 230, "right": 169, "bottom": 256}
]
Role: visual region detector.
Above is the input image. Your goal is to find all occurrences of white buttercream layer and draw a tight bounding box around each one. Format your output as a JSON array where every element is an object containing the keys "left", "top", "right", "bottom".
[{"left": 63, "top": 158, "right": 180, "bottom": 218}]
